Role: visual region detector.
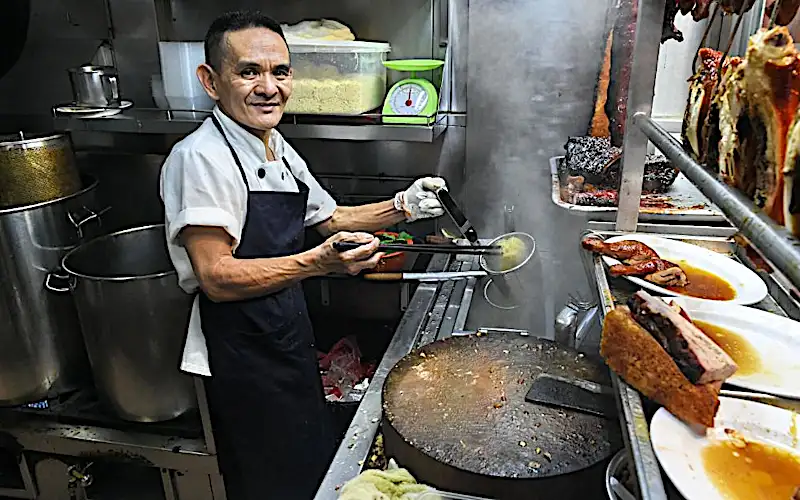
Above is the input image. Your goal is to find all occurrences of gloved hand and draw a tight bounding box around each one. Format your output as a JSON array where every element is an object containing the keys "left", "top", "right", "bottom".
[{"left": 394, "top": 177, "right": 447, "bottom": 222}]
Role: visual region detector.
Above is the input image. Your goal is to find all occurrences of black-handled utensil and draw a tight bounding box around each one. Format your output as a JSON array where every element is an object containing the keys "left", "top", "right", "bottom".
[
  {"left": 431, "top": 187, "right": 479, "bottom": 244},
  {"left": 332, "top": 241, "right": 501, "bottom": 256}
]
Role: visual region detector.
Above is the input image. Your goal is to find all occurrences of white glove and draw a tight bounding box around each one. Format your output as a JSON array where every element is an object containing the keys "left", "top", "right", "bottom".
[{"left": 394, "top": 177, "right": 447, "bottom": 222}]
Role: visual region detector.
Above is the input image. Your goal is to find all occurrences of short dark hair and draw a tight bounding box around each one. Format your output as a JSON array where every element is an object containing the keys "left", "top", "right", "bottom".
[{"left": 204, "top": 10, "right": 287, "bottom": 70}]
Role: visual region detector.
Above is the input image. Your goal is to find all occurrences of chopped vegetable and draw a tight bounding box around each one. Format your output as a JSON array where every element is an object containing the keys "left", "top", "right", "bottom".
[{"left": 377, "top": 231, "right": 414, "bottom": 244}]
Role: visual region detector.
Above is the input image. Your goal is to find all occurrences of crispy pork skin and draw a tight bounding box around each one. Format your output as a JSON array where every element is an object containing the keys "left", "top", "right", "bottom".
[
  {"left": 627, "top": 291, "right": 738, "bottom": 384},
  {"left": 601, "top": 306, "right": 723, "bottom": 428}
]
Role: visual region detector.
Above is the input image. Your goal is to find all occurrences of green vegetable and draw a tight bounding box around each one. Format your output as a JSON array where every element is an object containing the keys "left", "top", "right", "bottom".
[{"left": 378, "top": 231, "right": 413, "bottom": 244}]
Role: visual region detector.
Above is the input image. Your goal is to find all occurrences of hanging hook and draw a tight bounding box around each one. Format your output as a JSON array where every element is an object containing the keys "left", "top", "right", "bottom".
[{"left": 693, "top": 3, "right": 722, "bottom": 73}]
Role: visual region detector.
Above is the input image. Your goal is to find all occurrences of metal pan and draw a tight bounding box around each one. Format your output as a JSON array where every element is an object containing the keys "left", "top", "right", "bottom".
[{"left": 382, "top": 332, "right": 622, "bottom": 499}]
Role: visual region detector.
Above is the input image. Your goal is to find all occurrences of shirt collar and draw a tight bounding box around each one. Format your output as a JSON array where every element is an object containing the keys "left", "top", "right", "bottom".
[{"left": 211, "top": 105, "right": 284, "bottom": 162}]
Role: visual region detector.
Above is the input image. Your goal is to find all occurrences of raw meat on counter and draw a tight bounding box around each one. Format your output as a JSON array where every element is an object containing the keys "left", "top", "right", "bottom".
[{"left": 682, "top": 26, "right": 800, "bottom": 235}]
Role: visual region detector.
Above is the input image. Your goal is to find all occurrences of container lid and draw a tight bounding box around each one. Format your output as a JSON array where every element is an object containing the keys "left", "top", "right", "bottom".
[{"left": 287, "top": 39, "right": 391, "bottom": 54}]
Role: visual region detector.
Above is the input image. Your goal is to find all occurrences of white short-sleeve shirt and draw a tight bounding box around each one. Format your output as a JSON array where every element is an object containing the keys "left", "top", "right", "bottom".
[{"left": 160, "top": 106, "right": 337, "bottom": 376}]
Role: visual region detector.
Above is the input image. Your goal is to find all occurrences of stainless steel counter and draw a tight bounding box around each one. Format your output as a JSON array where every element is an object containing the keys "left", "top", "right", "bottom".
[{"left": 315, "top": 253, "right": 484, "bottom": 498}]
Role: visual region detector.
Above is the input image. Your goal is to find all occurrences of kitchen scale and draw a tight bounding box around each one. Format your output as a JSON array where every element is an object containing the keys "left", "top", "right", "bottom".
[{"left": 382, "top": 59, "right": 444, "bottom": 125}]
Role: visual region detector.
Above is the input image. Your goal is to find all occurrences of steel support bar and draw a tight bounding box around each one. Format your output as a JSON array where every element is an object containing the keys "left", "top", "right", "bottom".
[
  {"left": 635, "top": 113, "right": 800, "bottom": 289},
  {"left": 614, "top": 0, "right": 664, "bottom": 231}
]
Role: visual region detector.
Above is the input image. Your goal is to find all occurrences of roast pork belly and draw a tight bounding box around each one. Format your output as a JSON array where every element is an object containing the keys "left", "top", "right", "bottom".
[
  {"left": 742, "top": 27, "right": 800, "bottom": 223},
  {"left": 683, "top": 48, "right": 723, "bottom": 163},
  {"left": 627, "top": 291, "right": 738, "bottom": 384}
]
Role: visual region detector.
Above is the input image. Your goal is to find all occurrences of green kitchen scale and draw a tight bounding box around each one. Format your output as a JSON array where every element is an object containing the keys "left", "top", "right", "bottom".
[{"left": 382, "top": 59, "right": 445, "bottom": 125}]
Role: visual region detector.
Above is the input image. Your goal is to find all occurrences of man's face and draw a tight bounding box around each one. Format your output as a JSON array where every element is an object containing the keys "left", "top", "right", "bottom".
[{"left": 201, "top": 27, "right": 292, "bottom": 132}]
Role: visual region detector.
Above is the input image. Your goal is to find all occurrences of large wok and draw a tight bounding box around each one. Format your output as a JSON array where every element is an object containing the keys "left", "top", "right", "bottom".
[{"left": 382, "top": 332, "right": 622, "bottom": 499}]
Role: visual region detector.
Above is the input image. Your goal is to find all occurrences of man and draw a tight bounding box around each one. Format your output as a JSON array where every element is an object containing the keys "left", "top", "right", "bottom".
[{"left": 159, "top": 10, "right": 447, "bottom": 500}]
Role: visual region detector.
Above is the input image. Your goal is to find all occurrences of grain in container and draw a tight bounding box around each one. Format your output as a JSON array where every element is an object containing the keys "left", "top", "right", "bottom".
[{"left": 285, "top": 40, "right": 391, "bottom": 115}]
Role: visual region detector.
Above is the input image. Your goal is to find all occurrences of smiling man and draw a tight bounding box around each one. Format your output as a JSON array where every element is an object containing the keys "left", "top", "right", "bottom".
[{"left": 159, "top": 10, "right": 447, "bottom": 500}]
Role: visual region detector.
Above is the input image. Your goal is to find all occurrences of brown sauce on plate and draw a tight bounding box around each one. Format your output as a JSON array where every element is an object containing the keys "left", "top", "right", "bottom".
[
  {"left": 694, "top": 320, "right": 762, "bottom": 376},
  {"left": 666, "top": 262, "right": 737, "bottom": 301},
  {"left": 702, "top": 438, "right": 800, "bottom": 499}
]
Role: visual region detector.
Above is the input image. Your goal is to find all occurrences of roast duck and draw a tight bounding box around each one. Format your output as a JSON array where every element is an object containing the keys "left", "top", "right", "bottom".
[
  {"left": 682, "top": 26, "right": 800, "bottom": 236},
  {"left": 581, "top": 235, "right": 689, "bottom": 287}
]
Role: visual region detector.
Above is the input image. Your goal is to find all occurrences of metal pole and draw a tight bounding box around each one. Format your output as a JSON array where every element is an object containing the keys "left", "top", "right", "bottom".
[
  {"left": 615, "top": 0, "right": 664, "bottom": 232},
  {"left": 635, "top": 113, "right": 800, "bottom": 289}
]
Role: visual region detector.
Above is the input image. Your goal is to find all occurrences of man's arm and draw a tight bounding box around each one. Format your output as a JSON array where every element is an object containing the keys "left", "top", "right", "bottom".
[
  {"left": 315, "top": 200, "right": 404, "bottom": 236},
  {"left": 182, "top": 226, "right": 382, "bottom": 302},
  {"left": 314, "top": 177, "right": 448, "bottom": 236}
]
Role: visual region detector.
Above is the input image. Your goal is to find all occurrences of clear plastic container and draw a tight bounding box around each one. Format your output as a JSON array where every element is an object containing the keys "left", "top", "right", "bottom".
[{"left": 286, "top": 40, "right": 391, "bottom": 115}]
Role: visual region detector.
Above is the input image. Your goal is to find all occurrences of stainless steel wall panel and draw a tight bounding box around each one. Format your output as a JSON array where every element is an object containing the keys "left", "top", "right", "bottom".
[{"left": 464, "top": 0, "right": 611, "bottom": 336}]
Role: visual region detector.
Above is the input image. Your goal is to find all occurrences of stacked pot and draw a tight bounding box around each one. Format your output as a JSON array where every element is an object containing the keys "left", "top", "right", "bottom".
[
  {"left": 0, "top": 132, "right": 195, "bottom": 422},
  {"left": 0, "top": 132, "right": 93, "bottom": 404}
]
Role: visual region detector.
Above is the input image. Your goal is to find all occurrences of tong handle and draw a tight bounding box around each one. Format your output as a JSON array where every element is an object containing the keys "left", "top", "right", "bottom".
[{"left": 429, "top": 187, "right": 479, "bottom": 243}]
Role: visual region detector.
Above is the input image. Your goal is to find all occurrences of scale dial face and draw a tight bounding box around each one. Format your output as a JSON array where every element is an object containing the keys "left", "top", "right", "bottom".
[{"left": 387, "top": 82, "right": 430, "bottom": 115}]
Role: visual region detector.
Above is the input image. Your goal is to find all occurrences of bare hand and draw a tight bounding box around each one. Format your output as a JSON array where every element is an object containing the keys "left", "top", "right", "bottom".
[{"left": 313, "top": 232, "right": 383, "bottom": 275}]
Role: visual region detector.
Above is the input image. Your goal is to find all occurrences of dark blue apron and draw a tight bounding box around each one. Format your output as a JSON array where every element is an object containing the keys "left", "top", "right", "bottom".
[{"left": 200, "top": 116, "right": 334, "bottom": 500}]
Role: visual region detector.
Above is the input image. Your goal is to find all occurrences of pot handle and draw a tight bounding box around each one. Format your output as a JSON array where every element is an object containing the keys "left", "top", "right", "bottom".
[
  {"left": 45, "top": 270, "right": 71, "bottom": 294},
  {"left": 68, "top": 206, "right": 111, "bottom": 239}
]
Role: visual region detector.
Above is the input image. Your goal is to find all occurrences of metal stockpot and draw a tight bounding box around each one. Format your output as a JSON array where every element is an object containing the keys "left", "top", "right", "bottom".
[
  {"left": 0, "top": 133, "right": 82, "bottom": 208},
  {"left": 0, "top": 176, "right": 102, "bottom": 405},
  {"left": 60, "top": 224, "right": 196, "bottom": 422}
]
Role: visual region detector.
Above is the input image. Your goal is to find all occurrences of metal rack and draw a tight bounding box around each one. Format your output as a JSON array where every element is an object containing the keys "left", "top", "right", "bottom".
[
  {"left": 601, "top": 0, "right": 800, "bottom": 498},
  {"left": 52, "top": 108, "right": 453, "bottom": 143}
]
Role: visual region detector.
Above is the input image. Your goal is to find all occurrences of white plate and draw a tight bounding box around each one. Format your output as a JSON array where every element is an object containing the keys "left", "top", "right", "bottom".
[
  {"left": 55, "top": 99, "right": 133, "bottom": 115},
  {"left": 601, "top": 234, "right": 768, "bottom": 305},
  {"left": 651, "top": 397, "right": 800, "bottom": 500},
  {"left": 667, "top": 297, "right": 800, "bottom": 399}
]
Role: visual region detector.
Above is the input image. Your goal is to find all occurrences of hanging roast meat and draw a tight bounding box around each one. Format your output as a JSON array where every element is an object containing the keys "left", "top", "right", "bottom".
[
  {"left": 741, "top": 27, "right": 800, "bottom": 223},
  {"left": 766, "top": 0, "right": 800, "bottom": 26},
  {"left": 682, "top": 48, "right": 724, "bottom": 163}
]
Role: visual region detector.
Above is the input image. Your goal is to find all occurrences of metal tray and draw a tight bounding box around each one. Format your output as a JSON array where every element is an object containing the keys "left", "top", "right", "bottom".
[
  {"left": 550, "top": 156, "right": 725, "bottom": 223},
  {"left": 583, "top": 228, "right": 800, "bottom": 500}
]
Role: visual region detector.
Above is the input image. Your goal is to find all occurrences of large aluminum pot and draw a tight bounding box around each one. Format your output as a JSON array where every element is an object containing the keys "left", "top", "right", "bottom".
[
  {"left": 0, "top": 176, "right": 101, "bottom": 405},
  {"left": 61, "top": 224, "right": 196, "bottom": 422},
  {"left": 0, "top": 133, "right": 82, "bottom": 208}
]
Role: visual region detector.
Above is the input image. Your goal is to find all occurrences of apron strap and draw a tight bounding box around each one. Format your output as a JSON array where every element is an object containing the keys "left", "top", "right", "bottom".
[
  {"left": 211, "top": 115, "right": 249, "bottom": 190},
  {"left": 212, "top": 114, "right": 304, "bottom": 192}
]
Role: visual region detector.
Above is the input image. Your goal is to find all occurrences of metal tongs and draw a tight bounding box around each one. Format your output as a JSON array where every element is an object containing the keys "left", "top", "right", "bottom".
[
  {"left": 428, "top": 185, "right": 480, "bottom": 244},
  {"left": 332, "top": 241, "right": 502, "bottom": 256}
]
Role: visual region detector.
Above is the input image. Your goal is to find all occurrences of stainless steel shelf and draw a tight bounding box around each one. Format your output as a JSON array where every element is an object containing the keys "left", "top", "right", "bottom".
[
  {"left": 51, "top": 108, "right": 450, "bottom": 142},
  {"left": 634, "top": 113, "right": 800, "bottom": 290}
]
